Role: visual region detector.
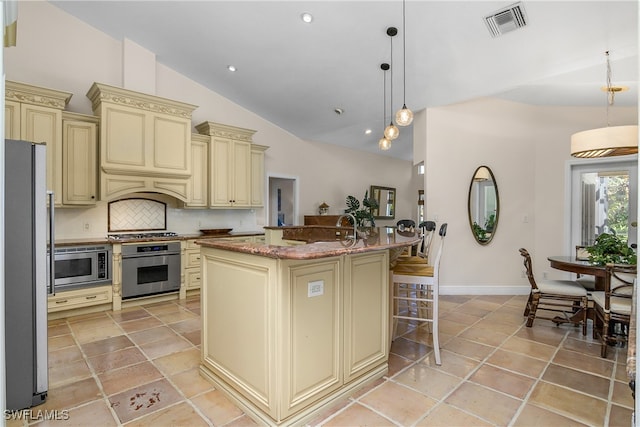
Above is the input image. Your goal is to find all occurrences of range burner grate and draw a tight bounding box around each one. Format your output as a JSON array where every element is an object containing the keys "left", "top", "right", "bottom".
[{"left": 107, "top": 231, "right": 179, "bottom": 240}]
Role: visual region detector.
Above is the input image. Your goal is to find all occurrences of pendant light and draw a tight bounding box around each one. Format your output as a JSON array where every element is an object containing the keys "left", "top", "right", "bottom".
[
  {"left": 395, "top": 0, "right": 413, "bottom": 126},
  {"left": 384, "top": 27, "right": 399, "bottom": 141},
  {"left": 570, "top": 51, "right": 638, "bottom": 158},
  {"left": 379, "top": 63, "right": 391, "bottom": 150}
]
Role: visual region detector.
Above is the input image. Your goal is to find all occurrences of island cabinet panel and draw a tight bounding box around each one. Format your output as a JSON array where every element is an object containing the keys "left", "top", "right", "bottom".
[
  {"left": 199, "top": 245, "right": 391, "bottom": 426},
  {"left": 200, "top": 251, "right": 277, "bottom": 418},
  {"left": 280, "top": 259, "right": 342, "bottom": 418},
  {"left": 343, "top": 251, "right": 389, "bottom": 382}
]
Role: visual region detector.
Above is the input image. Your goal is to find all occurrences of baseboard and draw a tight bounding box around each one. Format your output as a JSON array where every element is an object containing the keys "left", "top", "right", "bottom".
[{"left": 440, "top": 284, "right": 530, "bottom": 295}]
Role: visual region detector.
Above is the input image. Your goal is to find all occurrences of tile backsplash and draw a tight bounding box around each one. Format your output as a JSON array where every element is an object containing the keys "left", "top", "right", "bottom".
[
  {"left": 108, "top": 198, "right": 167, "bottom": 231},
  {"left": 55, "top": 193, "right": 262, "bottom": 239}
]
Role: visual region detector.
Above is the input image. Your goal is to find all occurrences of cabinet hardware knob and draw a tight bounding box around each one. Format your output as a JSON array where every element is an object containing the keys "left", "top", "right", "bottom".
[
  {"left": 86, "top": 295, "right": 97, "bottom": 300},
  {"left": 55, "top": 300, "right": 68, "bottom": 304}
]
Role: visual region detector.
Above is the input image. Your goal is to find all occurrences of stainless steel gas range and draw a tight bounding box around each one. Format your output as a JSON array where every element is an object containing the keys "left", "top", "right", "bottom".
[{"left": 108, "top": 232, "right": 181, "bottom": 299}]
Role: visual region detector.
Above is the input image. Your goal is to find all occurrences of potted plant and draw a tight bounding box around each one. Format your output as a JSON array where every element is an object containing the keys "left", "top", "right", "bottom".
[
  {"left": 344, "top": 192, "right": 379, "bottom": 228},
  {"left": 586, "top": 232, "right": 637, "bottom": 265}
]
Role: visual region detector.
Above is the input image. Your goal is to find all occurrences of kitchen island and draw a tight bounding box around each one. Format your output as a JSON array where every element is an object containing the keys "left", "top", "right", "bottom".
[{"left": 197, "top": 227, "right": 419, "bottom": 426}]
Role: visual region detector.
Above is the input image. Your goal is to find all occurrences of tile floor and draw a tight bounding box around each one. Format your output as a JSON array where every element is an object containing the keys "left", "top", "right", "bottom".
[{"left": 8, "top": 294, "right": 635, "bottom": 426}]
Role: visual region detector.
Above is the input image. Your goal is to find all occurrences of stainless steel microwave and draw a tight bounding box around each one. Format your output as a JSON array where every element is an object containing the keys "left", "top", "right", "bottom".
[{"left": 52, "top": 245, "right": 112, "bottom": 292}]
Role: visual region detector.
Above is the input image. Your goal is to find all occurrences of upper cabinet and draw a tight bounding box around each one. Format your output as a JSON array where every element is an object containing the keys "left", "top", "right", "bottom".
[
  {"left": 61, "top": 112, "right": 99, "bottom": 205},
  {"left": 185, "top": 133, "right": 210, "bottom": 208},
  {"left": 86, "top": 83, "right": 198, "bottom": 202},
  {"left": 195, "top": 121, "right": 268, "bottom": 209},
  {"left": 5, "top": 81, "right": 72, "bottom": 206}
]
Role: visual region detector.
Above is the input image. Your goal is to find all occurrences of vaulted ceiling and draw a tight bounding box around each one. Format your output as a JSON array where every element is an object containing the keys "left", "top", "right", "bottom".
[{"left": 50, "top": 1, "right": 639, "bottom": 161}]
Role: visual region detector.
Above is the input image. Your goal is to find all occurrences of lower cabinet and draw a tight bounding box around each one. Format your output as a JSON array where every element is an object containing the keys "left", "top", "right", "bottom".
[
  {"left": 199, "top": 248, "right": 389, "bottom": 425},
  {"left": 47, "top": 285, "right": 113, "bottom": 313},
  {"left": 184, "top": 239, "right": 202, "bottom": 290}
]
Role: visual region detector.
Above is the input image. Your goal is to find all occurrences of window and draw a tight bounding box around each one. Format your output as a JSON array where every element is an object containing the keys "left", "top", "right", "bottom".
[{"left": 571, "top": 159, "right": 637, "bottom": 250}]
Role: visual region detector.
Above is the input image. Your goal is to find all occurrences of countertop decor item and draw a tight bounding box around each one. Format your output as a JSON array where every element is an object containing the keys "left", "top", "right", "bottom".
[
  {"left": 200, "top": 228, "right": 233, "bottom": 235},
  {"left": 318, "top": 202, "right": 329, "bottom": 215},
  {"left": 586, "top": 232, "right": 637, "bottom": 265},
  {"left": 344, "top": 192, "right": 379, "bottom": 228}
]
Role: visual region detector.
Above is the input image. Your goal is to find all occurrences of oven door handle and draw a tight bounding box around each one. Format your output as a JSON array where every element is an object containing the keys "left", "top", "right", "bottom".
[{"left": 122, "top": 252, "right": 181, "bottom": 259}]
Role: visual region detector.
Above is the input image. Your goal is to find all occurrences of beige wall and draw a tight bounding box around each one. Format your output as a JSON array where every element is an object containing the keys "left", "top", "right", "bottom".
[{"left": 420, "top": 98, "right": 637, "bottom": 294}]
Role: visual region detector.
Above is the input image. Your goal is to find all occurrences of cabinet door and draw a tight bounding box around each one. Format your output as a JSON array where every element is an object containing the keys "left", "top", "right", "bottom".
[
  {"left": 282, "top": 259, "right": 342, "bottom": 418},
  {"left": 21, "top": 104, "right": 62, "bottom": 205},
  {"left": 63, "top": 119, "right": 97, "bottom": 204},
  {"left": 232, "top": 140, "right": 252, "bottom": 207},
  {"left": 343, "top": 252, "right": 389, "bottom": 383},
  {"left": 5, "top": 100, "right": 20, "bottom": 139},
  {"left": 101, "top": 104, "right": 146, "bottom": 171},
  {"left": 152, "top": 112, "right": 190, "bottom": 174},
  {"left": 251, "top": 146, "right": 266, "bottom": 207},
  {"left": 186, "top": 137, "right": 208, "bottom": 207},
  {"left": 210, "top": 137, "right": 233, "bottom": 206}
]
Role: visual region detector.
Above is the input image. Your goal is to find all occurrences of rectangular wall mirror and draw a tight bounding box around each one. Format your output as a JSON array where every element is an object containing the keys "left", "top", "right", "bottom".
[{"left": 370, "top": 185, "right": 396, "bottom": 219}]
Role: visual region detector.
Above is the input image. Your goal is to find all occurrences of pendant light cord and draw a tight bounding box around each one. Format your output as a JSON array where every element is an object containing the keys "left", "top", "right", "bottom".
[
  {"left": 390, "top": 35, "right": 393, "bottom": 120},
  {"left": 402, "top": 0, "right": 406, "bottom": 105},
  {"left": 605, "top": 50, "right": 612, "bottom": 127}
]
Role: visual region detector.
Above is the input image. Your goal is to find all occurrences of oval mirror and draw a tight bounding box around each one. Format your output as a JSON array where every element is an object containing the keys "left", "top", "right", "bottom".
[{"left": 468, "top": 166, "right": 499, "bottom": 245}]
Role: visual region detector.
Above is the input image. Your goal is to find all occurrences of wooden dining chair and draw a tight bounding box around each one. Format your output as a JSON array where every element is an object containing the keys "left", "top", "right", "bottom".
[
  {"left": 519, "top": 248, "right": 589, "bottom": 335},
  {"left": 391, "top": 223, "right": 447, "bottom": 365},
  {"left": 592, "top": 263, "right": 637, "bottom": 358}
]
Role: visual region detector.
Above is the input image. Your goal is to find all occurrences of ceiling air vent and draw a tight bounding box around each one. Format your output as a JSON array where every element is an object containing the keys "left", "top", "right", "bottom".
[{"left": 484, "top": 2, "right": 527, "bottom": 38}]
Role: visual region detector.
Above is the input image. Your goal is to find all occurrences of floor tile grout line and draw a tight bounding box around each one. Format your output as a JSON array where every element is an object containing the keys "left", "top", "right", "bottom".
[
  {"left": 57, "top": 317, "right": 123, "bottom": 426},
  {"left": 506, "top": 327, "right": 571, "bottom": 427},
  {"left": 63, "top": 303, "right": 205, "bottom": 426},
  {"left": 99, "top": 304, "right": 210, "bottom": 426}
]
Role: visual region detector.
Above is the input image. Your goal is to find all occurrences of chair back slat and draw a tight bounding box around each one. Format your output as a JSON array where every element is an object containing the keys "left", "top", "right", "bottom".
[{"left": 519, "top": 248, "right": 538, "bottom": 290}]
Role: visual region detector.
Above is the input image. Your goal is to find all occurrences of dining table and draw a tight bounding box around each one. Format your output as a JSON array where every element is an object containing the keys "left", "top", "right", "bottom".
[{"left": 547, "top": 255, "right": 607, "bottom": 291}]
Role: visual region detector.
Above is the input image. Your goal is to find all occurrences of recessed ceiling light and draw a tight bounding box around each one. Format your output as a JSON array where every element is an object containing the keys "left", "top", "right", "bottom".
[
  {"left": 227, "top": 65, "right": 237, "bottom": 72},
  {"left": 301, "top": 12, "right": 313, "bottom": 23},
  {"left": 365, "top": 129, "right": 372, "bottom": 135}
]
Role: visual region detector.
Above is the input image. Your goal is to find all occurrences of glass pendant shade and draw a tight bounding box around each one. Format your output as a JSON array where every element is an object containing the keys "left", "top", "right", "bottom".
[
  {"left": 384, "top": 122, "right": 399, "bottom": 140},
  {"left": 395, "top": 104, "right": 414, "bottom": 126},
  {"left": 379, "top": 136, "right": 391, "bottom": 150}
]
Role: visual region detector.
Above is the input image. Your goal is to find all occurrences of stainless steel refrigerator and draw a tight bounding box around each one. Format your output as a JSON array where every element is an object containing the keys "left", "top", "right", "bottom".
[{"left": 4, "top": 139, "right": 50, "bottom": 410}]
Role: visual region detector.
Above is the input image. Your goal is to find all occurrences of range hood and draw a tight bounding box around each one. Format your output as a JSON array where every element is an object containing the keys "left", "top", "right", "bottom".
[{"left": 86, "top": 82, "right": 198, "bottom": 202}]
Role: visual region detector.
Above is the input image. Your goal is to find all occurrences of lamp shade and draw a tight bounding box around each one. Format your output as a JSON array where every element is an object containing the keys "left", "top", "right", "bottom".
[{"left": 570, "top": 125, "right": 638, "bottom": 158}]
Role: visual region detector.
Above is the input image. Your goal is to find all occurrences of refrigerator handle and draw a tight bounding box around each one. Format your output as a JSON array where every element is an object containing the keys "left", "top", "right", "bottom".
[{"left": 48, "top": 190, "right": 55, "bottom": 295}]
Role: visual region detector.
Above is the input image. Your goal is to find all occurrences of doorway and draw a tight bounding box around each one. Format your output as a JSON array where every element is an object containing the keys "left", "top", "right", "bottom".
[{"left": 268, "top": 176, "right": 298, "bottom": 226}]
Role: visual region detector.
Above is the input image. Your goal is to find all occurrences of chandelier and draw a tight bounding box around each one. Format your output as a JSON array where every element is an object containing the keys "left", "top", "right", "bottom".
[{"left": 570, "top": 51, "right": 638, "bottom": 158}]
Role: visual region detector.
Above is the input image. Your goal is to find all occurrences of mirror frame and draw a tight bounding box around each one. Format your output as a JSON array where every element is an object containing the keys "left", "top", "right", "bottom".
[
  {"left": 468, "top": 166, "right": 499, "bottom": 245},
  {"left": 370, "top": 185, "right": 396, "bottom": 219}
]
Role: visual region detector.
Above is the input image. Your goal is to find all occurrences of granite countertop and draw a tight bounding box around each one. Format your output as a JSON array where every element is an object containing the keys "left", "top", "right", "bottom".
[
  {"left": 54, "top": 231, "right": 265, "bottom": 247},
  {"left": 197, "top": 227, "right": 420, "bottom": 260}
]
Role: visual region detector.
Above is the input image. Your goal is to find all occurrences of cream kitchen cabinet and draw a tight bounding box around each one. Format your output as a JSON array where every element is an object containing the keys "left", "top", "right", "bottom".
[
  {"left": 86, "top": 82, "right": 198, "bottom": 202},
  {"left": 62, "top": 112, "right": 98, "bottom": 205},
  {"left": 48, "top": 285, "right": 113, "bottom": 314},
  {"left": 5, "top": 81, "right": 72, "bottom": 206},
  {"left": 199, "top": 245, "right": 389, "bottom": 425},
  {"left": 195, "top": 121, "right": 268, "bottom": 208},
  {"left": 185, "top": 133, "right": 210, "bottom": 208},
  {"left": 183, "top": 239, "right": 202, "bottom": 291},
  {"left": 251, "top": 144, "right": 268, "bottom": 207}
]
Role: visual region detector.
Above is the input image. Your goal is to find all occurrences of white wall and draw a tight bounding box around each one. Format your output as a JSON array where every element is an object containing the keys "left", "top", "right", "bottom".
[
  {"left": 422, "top": 98, "right": 637, "bottom": 294},
  {"left": 6, "top": 1, "right": 414, "bottom": 238}
]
